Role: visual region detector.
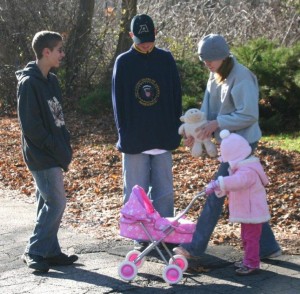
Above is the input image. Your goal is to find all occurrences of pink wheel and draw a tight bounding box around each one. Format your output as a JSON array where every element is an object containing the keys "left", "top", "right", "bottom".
[
  {"left": 125, "top": 250, "right": 145, "bottom": 268},
  {"left": 169, "top": 254, "right": 188, "bottom": 271},
  {"left": 162, "top": 264, "right": 183, "bottom": 284},
  {"left": 118, "top": 261, "right": 138, "bottom": 281}
]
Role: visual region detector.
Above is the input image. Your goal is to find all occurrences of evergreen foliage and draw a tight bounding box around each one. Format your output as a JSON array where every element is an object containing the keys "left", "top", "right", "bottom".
[{"left": 232, "top": 39, "right": 300, "bottom": 132}]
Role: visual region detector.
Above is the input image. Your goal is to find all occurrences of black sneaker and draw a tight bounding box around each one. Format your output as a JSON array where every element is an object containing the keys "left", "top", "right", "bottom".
[
  {"left": 21, "top": 253, "right": 49, "bottom": 272},
  {"left": 44, "top": 253, "right": 78, "bottom": 266}
]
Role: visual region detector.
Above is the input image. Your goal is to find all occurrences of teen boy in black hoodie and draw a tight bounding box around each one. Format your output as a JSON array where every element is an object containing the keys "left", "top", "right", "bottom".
[{"left": 16, "top": 31, "right": 78, "bottom": 272}]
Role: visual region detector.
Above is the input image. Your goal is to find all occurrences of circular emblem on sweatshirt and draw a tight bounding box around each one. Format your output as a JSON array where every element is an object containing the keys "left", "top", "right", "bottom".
[{"left": 135, "top": 78, "right": 160, "bottom": 106}]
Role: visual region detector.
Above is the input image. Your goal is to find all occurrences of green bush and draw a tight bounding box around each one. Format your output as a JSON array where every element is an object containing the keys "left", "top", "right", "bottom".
[
  {"left": 78, "top": 87, "right": 111, "bottom": 115},
  {"left": 232, "top": 38, "right": 300, "bottom": 132},
  {"left": 76, "top": 38, "right": 300, "bottom": 133},
  {"left": 181, "top": 94, "right": 199, "bottom": 111},
  {"left": 0, "top": 65, "right": 18, "bottom": 114},
  {"left": 176, "top": 58, "right": 209, "bottom": 112}
]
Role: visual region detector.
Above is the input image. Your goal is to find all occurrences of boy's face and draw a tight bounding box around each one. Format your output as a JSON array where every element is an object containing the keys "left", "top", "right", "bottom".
[
  {"left": 135, "top": 41, "right": 155, "bottom": 53},
  {"left": 44, "top": 41, "right": 65, "bottom": 68}
]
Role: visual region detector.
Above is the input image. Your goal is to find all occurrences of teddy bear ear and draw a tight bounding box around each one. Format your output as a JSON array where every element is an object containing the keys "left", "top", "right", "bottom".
[{"left": 180, "top": 115, "right": 185, "bottom": 122}]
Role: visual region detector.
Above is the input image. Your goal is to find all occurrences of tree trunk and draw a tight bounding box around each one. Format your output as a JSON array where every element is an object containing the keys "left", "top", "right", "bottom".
[
  {"left": 102, "top": 0, "right": 137, "bottom": 88},
  {"left": 64, "top": 0, "right": 95, "bottom": 97},
  {"left": 114, "top": 0, "right": 137, "bottom": 58}
]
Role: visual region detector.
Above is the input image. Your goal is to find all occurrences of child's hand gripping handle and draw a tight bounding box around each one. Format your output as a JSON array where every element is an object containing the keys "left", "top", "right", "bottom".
[{"left": 205, "top": 180, "right": 220, "bottom": 195}]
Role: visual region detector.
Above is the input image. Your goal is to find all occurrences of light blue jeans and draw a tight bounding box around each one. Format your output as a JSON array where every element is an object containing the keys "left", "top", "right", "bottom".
[
  {"left": 25, "top": 167, "right": 66, "bottom": 257},
  {"left": 122, "top": 152, "right": 174, "bottom": 217},
  {"left": 182, "top": 142, "right": 281, "bottom": 258}
]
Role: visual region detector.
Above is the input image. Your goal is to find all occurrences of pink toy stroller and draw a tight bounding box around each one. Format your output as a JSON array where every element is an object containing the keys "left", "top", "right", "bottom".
[{"left": 118, "top": 185, "right": 205, "bottom": 284}]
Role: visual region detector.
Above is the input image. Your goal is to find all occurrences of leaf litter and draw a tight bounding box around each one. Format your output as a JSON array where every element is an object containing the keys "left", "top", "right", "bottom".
[{"left": 0, "top": 112, "right": 299, "bottom": 255}]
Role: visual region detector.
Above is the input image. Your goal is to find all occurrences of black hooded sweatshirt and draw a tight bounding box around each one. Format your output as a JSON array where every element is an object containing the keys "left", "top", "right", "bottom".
[{"left": 16, "top": 61, "right": 72, "bottom": 171}]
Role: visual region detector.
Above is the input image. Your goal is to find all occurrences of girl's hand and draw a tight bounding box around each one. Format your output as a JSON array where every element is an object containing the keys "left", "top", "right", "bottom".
[
  {"left": 184, "top": 135, "right": 194, "bottom": 148},
  {"left": 196, "top": 120, "right": 218, "bottom": 140},
  {"left": 205, "top": 180, "right": 220, "bottom": 195}
]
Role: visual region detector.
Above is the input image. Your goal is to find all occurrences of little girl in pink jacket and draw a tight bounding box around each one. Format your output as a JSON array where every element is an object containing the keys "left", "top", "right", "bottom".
[{"left": 206, "top": 129, "right": 270, "bottom": 276}]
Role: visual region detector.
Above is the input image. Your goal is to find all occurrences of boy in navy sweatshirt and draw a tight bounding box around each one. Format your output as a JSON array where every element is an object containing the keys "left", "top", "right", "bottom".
[{"left": 112, "top": 14, "right": 182, "bottom": 249}]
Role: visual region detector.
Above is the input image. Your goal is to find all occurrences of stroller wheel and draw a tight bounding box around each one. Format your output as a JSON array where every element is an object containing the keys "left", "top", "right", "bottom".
[
  {"left": 118, "top": 260, "right": 138, "bottom": 281},
  {"left": 162, "top": 264, "right": 183, "bottom": 284},
  {"left": 125, "top": 250, "right": 145, "bottom": 268},
  {"left": 169, "top": 254, "right": 188, "bottom": 272}
]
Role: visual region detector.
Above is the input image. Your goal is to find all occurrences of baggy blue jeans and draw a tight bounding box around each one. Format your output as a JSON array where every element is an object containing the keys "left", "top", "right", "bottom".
[
  {"left": 182, "top": 143, "right": 281, "bottom": 258},
  {"left": 25, "top": 167, "right": 66, "bottom": 257},
  {"left": 122, "top": 152, "right": 174, "bottom": 217}
]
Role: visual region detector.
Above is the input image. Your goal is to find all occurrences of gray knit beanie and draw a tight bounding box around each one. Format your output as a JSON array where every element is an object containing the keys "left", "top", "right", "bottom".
[{"left": 198, "top": 34, "right": 230, "bottom": 61}]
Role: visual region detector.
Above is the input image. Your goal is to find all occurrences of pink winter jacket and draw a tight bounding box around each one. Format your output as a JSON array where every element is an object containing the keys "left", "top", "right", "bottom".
[{"left": 217, "top": 156, "right": 271, "bottom": 224}]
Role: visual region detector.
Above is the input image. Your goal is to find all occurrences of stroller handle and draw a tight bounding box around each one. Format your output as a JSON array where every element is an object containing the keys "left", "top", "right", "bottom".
[{"left": 174, "top": 190, "right": 206, "bottom": 222}]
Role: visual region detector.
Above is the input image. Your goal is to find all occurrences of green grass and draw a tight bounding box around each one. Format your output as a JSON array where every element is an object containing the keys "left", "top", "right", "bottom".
[{"left": 261, "top": 132, "right": 300, "bottom": 153}]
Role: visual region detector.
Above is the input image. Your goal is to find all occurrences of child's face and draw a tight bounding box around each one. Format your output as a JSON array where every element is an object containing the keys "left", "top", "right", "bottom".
[
  {"left": 203, "top": 59, "right": 223, "bottom": 73},
  {"left": 46, "top": 41, "right": 65, "bottom": 68}
]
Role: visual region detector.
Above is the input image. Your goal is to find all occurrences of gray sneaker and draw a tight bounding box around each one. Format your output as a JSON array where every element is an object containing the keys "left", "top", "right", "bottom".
[
  {"left": 22, "top": 253, "right": 49, "bottom": 272},
  {"left": 266, "top": 249, "right": 282, "bottom": 258},
  {"left": 234, "top": 261, "right": 244, "bottom": 268},
  {"left": 261, "top": 249, "right": 282, "bottom": 260}
]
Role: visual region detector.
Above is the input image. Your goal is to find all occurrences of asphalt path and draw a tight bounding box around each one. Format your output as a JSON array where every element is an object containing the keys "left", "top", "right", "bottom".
[{"left": 0, "top": 187, "right": 299, "bottom": 293}]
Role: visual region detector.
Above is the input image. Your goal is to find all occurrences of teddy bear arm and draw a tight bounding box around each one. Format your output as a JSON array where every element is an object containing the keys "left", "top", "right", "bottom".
[{"left": 178, "top": 125, "right": 185, "bottom": 135}]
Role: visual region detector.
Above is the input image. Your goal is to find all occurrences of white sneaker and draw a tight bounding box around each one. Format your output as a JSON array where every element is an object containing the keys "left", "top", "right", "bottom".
[
  {"left": 172, "top": 246, "right": 202, "bottom": 259},
  {"left": 173, "top": 246, "right": 192, "bottom": 258},
  {"left": 133, "top": 241, "right": 149, "bottom": 251}
]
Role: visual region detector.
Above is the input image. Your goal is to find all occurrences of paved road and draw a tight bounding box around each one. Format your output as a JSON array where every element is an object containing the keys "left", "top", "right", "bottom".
[{"left": 0, "top": 188, "right": 299, "bottom": 293}]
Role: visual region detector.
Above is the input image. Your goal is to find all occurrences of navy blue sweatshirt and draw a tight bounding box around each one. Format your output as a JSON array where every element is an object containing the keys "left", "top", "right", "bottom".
[
  {"left": 112, "top": 46, "right": 182, "bottom": 154},
  {"left": 16, "top": 61, "right": 72, "bottom": 171}
]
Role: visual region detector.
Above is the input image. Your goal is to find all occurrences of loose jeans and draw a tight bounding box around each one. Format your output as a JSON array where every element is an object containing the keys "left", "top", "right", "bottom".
[
  {"left": 25, "top": 167, "right": 66, "bottom": 257},
  {"left": 182, "top": 142, "right": 281, "bottom": 258},
  {"left": 122, "top": 152, "right": 174, "bottom": 217}
]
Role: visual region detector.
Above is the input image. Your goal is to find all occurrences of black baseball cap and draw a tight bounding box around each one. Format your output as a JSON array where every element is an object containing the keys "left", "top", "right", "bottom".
[{"left": 130, "top": 14, "right": 155, "bottom": 44}]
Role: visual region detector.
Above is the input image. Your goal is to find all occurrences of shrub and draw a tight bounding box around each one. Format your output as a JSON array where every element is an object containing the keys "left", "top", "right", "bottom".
[
  {"left": 0, "top": 65, "right": 18, "bottom": 114},
  {"left": 181, "top": 94, "right": 199, "bottom": 111},
  {"left": 176, "top": 58, "right": 208, "bottom": 112},
  {"left": 232, "top": 38, "right": 300, "bottom": 132},
  {"left": 78, "top": 87, "right": 111, "bottom": 115}
]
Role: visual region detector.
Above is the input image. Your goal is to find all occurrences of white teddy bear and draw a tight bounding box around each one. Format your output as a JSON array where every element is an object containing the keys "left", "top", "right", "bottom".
[{"left": 178, "top": 108, "right": 218, "bottom": 158}]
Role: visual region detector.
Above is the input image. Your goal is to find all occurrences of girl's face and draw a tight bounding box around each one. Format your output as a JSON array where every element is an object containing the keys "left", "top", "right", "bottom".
[{"left": 203, "top": 59, "right": 224, "bottom": 73}]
